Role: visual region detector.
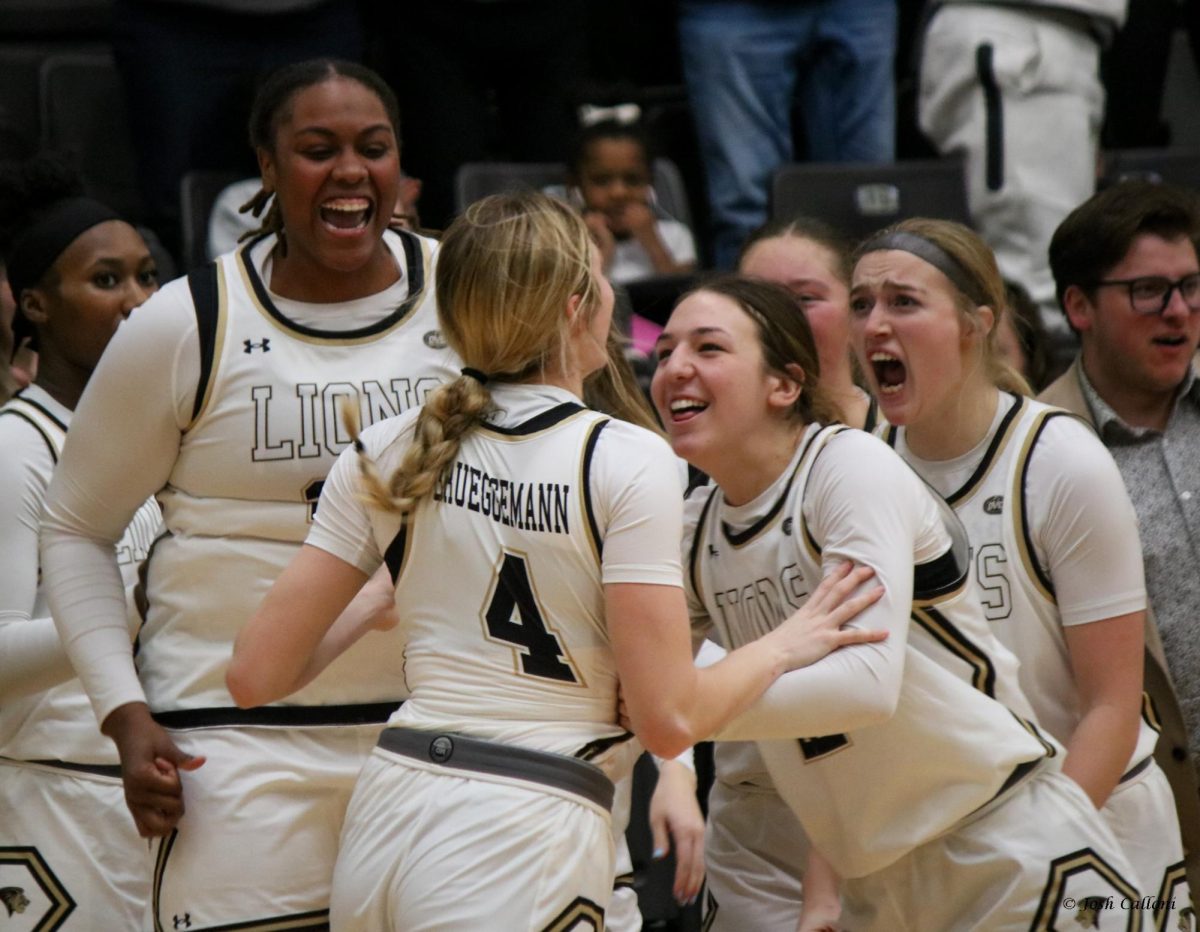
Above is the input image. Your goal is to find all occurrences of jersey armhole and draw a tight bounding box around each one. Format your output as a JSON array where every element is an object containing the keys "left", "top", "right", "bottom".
[{"left": 187, "top": 262, "right": 222, "bottom": 426}]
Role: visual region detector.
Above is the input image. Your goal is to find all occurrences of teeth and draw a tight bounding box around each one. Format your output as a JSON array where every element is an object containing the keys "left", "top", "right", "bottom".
[
  {"left": 670, "top": 398, "right": 706, "bottom": 413},
  {"left": 879, "top": 383, "right": 903, "bottom": 395},
  {"left": 324, "top": 198, "right": 370, "bottom": 211},
  {"left": 870, "top": 351, "right": 899, "bottom": 362}
]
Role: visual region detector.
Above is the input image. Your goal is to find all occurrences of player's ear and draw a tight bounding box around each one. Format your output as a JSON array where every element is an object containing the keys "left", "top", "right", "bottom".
[
  {"left": 767, "top": 363, "right": 805, "bottom": 413},
  {"left": 18, "top": 287, "right": 50, "bottom": 325}
]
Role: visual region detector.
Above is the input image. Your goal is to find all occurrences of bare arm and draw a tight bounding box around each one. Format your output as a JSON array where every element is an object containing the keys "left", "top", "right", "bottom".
[
  {"left": 796, "top": 847, "right": 842, "bottom": 932},
  {"left": 1061, "top": 612, "right": 1144, "bottom": 807},
  {"left": 227, "top": 547, "right": 396, "bottom": 708}
]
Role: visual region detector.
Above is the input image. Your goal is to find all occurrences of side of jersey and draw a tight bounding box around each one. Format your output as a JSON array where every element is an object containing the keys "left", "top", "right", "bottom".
[
  {"left": 139, "top": 229, "right": 460, "bottom": 712},
  {"left": 687, "top": 425, "right": 1055, "bottom": 878},
  {"left": 0, "top": 387, "right": 161, "bottom": 762},
  {"left": 885, "top": 395, "right": 1159, "bottom": 771}
]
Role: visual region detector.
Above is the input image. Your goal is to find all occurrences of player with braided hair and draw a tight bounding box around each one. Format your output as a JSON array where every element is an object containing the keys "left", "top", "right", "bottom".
[{"left": 230, "top": 191, "right": 886, "bottom": 931}]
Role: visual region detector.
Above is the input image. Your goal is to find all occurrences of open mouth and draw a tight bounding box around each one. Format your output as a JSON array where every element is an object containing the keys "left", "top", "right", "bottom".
[
  {"left": 668, "top": 397, "right": 708, "bottom": 422},
  {"left": 320, "top": 197, "right": 373, "bottom": 232},
  {"left": 1152, "top": 334, "right": 1188, "bottom": 348},
  {"left": 870, "top": 352, "right": 907, "bottom": 395}
]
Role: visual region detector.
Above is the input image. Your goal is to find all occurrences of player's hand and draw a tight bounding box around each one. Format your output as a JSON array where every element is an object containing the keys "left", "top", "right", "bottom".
[
  {"left": 796, "top": 902, "right": 841, "bottom": 932},
  {"left": 766, "top": 562, "right": 885, "bottom": 671},
  {"left": 648, "top": 758, "right": 705, "bottom": 906},
  {"left": 103, "top": 702, "right": 206, "bottom": 837}
]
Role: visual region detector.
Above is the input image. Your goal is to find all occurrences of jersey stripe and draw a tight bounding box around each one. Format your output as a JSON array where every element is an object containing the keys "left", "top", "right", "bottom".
[
  {"left": 0, "top": 409, "right": 60, "bottom": 463},
  {"left": 942, "top": 392, "right": 1025, "bottom": 506},
  {"left": 911, "top": 606, "right": 997, "bottom": 697},
  {"left": 1010, "top": 409, "right": 1065, "bottom": 604},
  {"left": 580, "top": 418, "right": 609, "bottom": 562}
]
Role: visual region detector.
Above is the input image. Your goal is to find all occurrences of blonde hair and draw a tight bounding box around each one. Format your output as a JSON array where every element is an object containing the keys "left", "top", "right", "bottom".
[
  {"left": 351, "top": 191, "right": 604, "bottom": 514},
  {"left": 858, "top": 218, "right": 1031, "bottom": 396}
]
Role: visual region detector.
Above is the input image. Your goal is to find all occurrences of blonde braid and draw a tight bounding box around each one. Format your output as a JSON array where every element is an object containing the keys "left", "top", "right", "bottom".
[{"left": 343, "top": 376, "right": 496, "bottom": 517}]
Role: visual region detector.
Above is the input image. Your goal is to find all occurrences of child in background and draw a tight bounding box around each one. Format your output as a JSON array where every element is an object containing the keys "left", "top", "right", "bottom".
[
  {"left": 569, "top": 119, "right": 697, "bottom": 285},
  {"left": 569, "top": 119, "right": 697, "bottom": 359}
]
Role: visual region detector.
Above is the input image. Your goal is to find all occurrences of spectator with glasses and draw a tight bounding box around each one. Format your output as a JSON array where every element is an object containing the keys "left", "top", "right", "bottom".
[{"left": 1042, "top": 179, "right": 1200, "bottom": 894}]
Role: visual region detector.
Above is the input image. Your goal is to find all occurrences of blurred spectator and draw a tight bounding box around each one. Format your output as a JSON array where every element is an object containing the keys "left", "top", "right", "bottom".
[
  {"left": 918, "top": 0, "right": 1123, "bottom": 344},
  {"left": 678, "top": 0, "right": 897, "bottom": 268},
  {"left": 1043, "top": 179, "right": 1200, "bottom": 892}
]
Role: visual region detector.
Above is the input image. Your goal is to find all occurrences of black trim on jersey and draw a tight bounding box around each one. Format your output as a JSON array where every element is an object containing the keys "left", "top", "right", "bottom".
[
  {"left": 797, "top": 426, "right": 852, "bottom": 557},
  {"left": 575, "top": 730, "right": 635, "bottom": 762},
  {"left": 911, "top": 606, "right": 997, "bottom": 697},
  {"left": 1118, "top": 755, "right": 1152, "bottom": 784},
  {"left": 184, "top": 910, "right": 330, "bottom": 931},
  {"left": 482, "top": 402, "right": 586, "bottom": 436},
  {"left": 8, "top": 389, "right": 69, "bottom": 433},
  {"left": 1142, "top": 691, "right": 1162, "bottom": 734},
  {"left": 151, "top": 828, "right": 178, "bottom": 932},
  {"left": 862, "top": 395, "right": 880, "bottom": 433},
  {"left": 384, "top": 522, "right": 408, "bottom": 585},
  {"left": 721, "top": 427, "right": 827, "bottom": 547},
  {"left": 237, "top": 229, "right": 427, "bottom": 340},
  {"left": 944, "top": 393, "right": 1025, "bottom": 506},
  {"left": 21, "top": 758, "right": 122, "bottom": 779},
  {"left": 883, "top": 423, "right": 899, "bottom": 447},
  {"left": 613, "top": 873, "right": 635, "bottom": 891},
  {"left": 541, "top": 896, "right": 605, "bottom": 932},
  {"left": 0, "top": 409, "right": 59, "bottom": 463},
  {"left": 581, "top": 418, "right": 609, "bottom": 560},
  {"left": 687, "top": 486, "right": 721, "bottom": 603},
  {"left": 1017, "top": 412, "right": 1063, "bottom": 600},
  {"left": 187, "top": 262, "right": 221, "bottom": 423},
  {"left": 151, "top": 702, "right": 401, "bottom": 730}
]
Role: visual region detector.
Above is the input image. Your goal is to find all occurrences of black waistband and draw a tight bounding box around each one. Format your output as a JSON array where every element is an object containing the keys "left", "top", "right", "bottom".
[
  {"left": 377, "top": 727, "right": 615, "bottom": 812},
  {"left": 153, "top": 701, "right": 401, "bottom": 730},
  {"left": 11, "top": 758, "right": 123, "bottom": 779},
  {"left": 1119, "top": 755, "right": 1153, "bottom": 785}
]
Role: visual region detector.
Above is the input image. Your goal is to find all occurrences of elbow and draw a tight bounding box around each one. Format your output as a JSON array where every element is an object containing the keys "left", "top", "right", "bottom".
[
  {"left": 225, "top": 660, "right": 269, "bottom": 709},
  {"left": 633, "top": 713, "right": 694, "bottom": 760},
  {"left": 857, "top": 682, "right": 900, "bottom": 729}
]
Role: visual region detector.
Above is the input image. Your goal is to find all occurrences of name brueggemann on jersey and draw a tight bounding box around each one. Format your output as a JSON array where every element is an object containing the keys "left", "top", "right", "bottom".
[{"left": 432, "top": 460, "right": 572, "bottom": 535}]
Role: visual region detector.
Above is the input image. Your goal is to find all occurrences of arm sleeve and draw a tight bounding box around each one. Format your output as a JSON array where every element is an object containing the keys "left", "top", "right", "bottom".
[
  {"left": 0, "top": 416, "right": 81, "bottom": 697},
  {"left": 1027, "top": 417, "right": 1147, "bottom": 626},
  {"left": 714, "top": 432, "right": 926, "bottom": 740},
  {"left": 592, "top": 423, "right": 684, "bottom": 588},
  {"left": 41, "top": 284, "right": 200, "bottom": 724}
]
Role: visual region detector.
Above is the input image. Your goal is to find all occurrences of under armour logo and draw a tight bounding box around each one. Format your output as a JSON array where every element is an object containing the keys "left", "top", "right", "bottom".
[
  {"left": 243, "top": 338, "right": 271, "bottom": 354},
  {"left": 782, "top": 517, "right": 793, "bottom": 536},
  {"left": 708, "top": 545, "right": 719, "bottom": 557},
  {"left": 173, "top": 914, "right": 192, "bottom": 929}
]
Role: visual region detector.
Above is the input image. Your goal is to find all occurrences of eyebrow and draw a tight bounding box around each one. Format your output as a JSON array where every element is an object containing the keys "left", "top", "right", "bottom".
[
  {"left": 849, "top": 279, "right": 926, "bottom": 295},
  {"left": 654, "top": 325, "right": 731, "bottom": 346},
  {"left": 293, "top": 124, "right": 394, "bottom": 138}
]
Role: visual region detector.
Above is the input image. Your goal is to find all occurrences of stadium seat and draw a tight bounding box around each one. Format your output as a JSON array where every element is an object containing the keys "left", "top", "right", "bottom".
[
  {"left": 1101, "top": 147, "right": 1200, "bottom": 191},
  {"left": 770, "top": 157, "right": 972, "bottom": 239},
  {"left": 179, "top": 169, "right": 245, "bottom": 271}
]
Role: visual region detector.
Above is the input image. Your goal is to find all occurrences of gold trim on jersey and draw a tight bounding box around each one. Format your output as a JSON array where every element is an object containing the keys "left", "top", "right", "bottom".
[
  {"left": 541, "top": 896, "right": 605, "bottom": 932},
  {"left": 189, "top": 261, "right": 229, "bottom": 427},
  {"left": 1008, "top": 408, "right": 1061, "bottom": 605},
  {"left": 578, "top": 417, "right": 609, "bottom": 566},
  {"left": 910, "top": 606, "right": 997, "bottom": 696},
  {"left": 1008, "top": 710, "right": 1058, "bottom": 760},
  {"left": 475, "top": 406, "right": 598, "bottom": 442},
  {"left": 1142, "top": 691, "right": 1163, "bottom": 735},
  {"left": 0, "top": 845, "right": 74, "bottom": 928},
  {"left": 1155, "top": 860, "right": 1188, "bottom": 931},
  {"left": 1030, "top": 848, "right": 1140, "bottom": 932},
  {"left": 911, "top": 392, "right": 1026, "bottom": 507},
  {"left": 235, "top": 233, "right": 435, "bottom": 347}
]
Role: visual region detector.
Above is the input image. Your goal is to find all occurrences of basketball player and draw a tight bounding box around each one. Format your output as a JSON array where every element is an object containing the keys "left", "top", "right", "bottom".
[
  {"left": 0, "top": 156, "right": 160, "bottom": 927},
  {"left": 652, "top": 276, "right": 1143, "bottom": 930},
  {"left": 228, "top": 191, "right": 887, "bottom": 931},
  {"left": 40, "top": 60, "right": 460, "bottom": 929},
  {"left": 851, "top": 218, "right": 1191, "bottom": 923}
]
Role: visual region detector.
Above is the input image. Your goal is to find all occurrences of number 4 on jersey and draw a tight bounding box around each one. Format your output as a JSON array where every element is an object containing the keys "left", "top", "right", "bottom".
[{"left": 483, "top": 552, "right": 581, "bottom": 684}]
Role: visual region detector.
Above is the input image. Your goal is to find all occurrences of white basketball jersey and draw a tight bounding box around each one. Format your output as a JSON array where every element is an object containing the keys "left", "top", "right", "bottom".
[
  {"left": 687, "top": 425, "right": 1057, "bottom": 878},
  {"left": 378, "top": 399, "right": 640, "bottom": 782},
  {"left": 139, "top": 230, "right": 459, "bottom": 713},
  {"left": 0, "top": 386, "right": 161, "bottom": 763},
  {"left": 882, "top": 394, "right": 1161, "bottom": 773}
]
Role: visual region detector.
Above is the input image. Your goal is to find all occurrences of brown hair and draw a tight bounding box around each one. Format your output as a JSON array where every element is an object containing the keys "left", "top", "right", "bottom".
[{"left": 684, "top": 275, "right": 840, "bottom": 426}]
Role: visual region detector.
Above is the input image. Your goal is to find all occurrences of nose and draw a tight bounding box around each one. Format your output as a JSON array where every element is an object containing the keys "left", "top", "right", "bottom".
[
  {"left": 332, "top": 148, "right": 368, "bottom": 184},
  {"left": 1161, "top": 284, "right": 1192, "bottom": 321},
  {"left": 122, "top": 277, "right": 155, "bottom": 314}
]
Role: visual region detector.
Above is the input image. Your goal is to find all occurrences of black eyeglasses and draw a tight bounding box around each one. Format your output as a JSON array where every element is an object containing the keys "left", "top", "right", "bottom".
[{"left": 1090, "top": 273, "right": 1200, "bottom": 315}]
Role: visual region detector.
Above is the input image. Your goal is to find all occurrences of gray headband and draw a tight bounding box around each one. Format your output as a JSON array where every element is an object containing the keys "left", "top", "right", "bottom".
[{"left": 858, "top": 229, "right": 987, "bottom": 307}]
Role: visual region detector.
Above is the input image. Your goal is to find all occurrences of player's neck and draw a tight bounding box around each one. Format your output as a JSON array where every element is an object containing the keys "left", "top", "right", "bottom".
[
  {"left": 906, "top": 382, "right": 999, "bottom": 461},
  {"left": 709, "top": 422, "right": 807, "bottom": 507},
  {"left": 33, "top": 348, "right": 88, "bottom": 411}
]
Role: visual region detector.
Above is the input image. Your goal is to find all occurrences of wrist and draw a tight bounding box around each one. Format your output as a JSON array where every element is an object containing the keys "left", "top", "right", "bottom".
[{"left": 102, "top": 700, "right": 153, "bottom": 740}]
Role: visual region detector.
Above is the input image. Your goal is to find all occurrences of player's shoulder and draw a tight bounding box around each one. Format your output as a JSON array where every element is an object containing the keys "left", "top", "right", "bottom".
[{"left": 355, "top": 407, "right": 424, "bottom": 463}]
